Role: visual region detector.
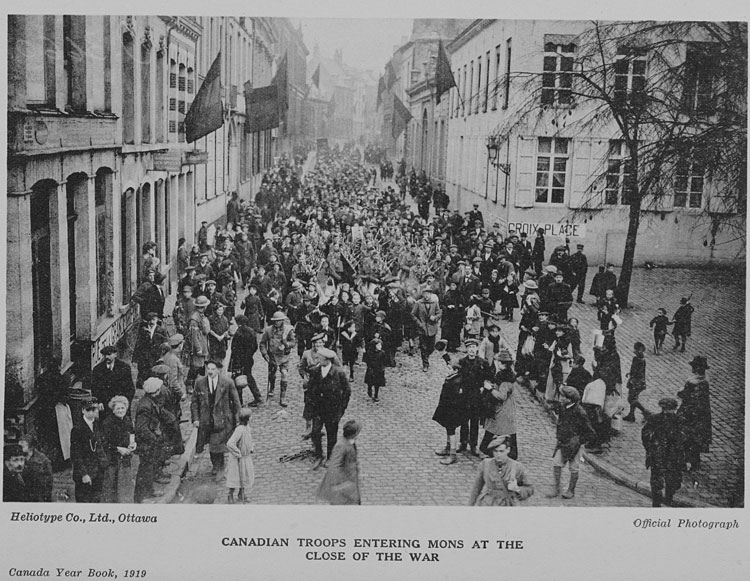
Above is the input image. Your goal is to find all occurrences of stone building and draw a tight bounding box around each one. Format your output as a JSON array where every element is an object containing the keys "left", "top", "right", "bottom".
[{"left": 442, "top": 19, "right": 745, "bottom": 265}]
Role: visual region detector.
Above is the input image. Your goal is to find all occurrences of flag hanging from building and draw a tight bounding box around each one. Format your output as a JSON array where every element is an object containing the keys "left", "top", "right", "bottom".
[
  {"left": 244, "top": 82, "right": 280, "bottom": 132},
  {"left": 184, "top": 52, "right": 223, "bottom": 143},
  {"left": 384, "top": 60, "right": 396, "bottom": 90},
  {"left": 376, "top": 75, "right": 386, "bottom": 109},
  {"left": 435, "top": 41, "right": 456, "bottom": 104},
  {"left": 273, "top": 53, "right": 288, "bottom": 112},
  {"left": 312, "top": 65, "right": 320, "bottom": 89},
  {"left": 391, "top": 95, "right": 412, "bottom": 138}
]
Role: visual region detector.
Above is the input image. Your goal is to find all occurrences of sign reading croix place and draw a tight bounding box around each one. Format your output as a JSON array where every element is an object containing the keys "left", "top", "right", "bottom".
[{"left": 507, "top": 222, "right": 586, "bottom": 238}]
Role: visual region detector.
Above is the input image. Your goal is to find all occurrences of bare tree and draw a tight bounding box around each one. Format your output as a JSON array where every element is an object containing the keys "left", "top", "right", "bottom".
[{"left": 494, "top": 20, "right": 747, "bottom": 305}]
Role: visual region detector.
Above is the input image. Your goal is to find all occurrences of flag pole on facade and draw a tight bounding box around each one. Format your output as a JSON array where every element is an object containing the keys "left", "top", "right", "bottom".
[{"left": 184, "top": 52, "right": 223, "bottom": 143}]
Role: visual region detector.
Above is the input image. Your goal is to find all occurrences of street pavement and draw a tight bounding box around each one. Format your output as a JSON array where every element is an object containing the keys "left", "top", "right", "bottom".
[{"left": 50, "top": 162, "right": 744, "bottom": 507}]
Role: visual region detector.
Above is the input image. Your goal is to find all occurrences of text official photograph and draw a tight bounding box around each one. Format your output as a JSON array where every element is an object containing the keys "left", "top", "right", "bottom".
[{"left": 1, "top": 0, "right": 748, "bottom": 579}]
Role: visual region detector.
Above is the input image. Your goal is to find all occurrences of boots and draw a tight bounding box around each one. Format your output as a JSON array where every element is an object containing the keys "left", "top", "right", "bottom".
[
  {"left": 435, "top": 439, "right": 451, "bottom": 456},
  {"left": 279, "top": 382, "right": 288, "bottom": 407},
  {"left": 562, "top": 473, "right": 579, "bottom": 499},
  {"left": 440, "top": 436, "right": 457, "bottom": 464},
  {"left": 457, "top": 442, "right": 468, "bottom": 453},
  {"left": 237, "top": 488, "right": 246, "bottom": 504},
  {"left": 301, "top": 419, "right": 312, "bottom": 440},
  {"left": 227, "top": 489, "right": 235, "bottom": 504},
  {"left": 546, "top": 466, "right": 562, "bottom": 498}
]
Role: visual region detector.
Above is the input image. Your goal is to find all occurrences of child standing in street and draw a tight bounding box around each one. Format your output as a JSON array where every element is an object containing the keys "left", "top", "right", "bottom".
[
  {"left": 649, "top": 308, "right": 673, "bottom": 355},
  {"left": 225, "top": 408, "right": 255, "bottom": 504},
  {"left": 623, "top": 342, "right": 648, "bottom": 422},
  {"left": 340, "top": 320, "right": 361, "bottom": 380},
  {"left": 364, "top": 338, "right": 388, "bottom": 402}
]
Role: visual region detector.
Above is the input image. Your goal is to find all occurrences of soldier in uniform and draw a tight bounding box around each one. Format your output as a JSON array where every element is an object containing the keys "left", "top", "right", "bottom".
[
  {"left": 259, "top": 311, "right": 296, "bottom": 407},
  {"left": 569, "top": 243, "right": 589, "bottom": 304},
  {"left": 184, "top": 295, "right": 212, "bottom": 388}
]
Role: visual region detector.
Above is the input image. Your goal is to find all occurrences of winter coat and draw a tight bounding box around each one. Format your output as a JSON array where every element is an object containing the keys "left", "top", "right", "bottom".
[
  {"left": 677, "top": 374, "right": 712, "bottom": 453},
  {"left": 432, "top": 372, "right": 469, "bottom": 431},
  {"left": 483, "top": 379, "right": 517, "bottom": 436},
  {"left": 191, "top": 374, "right": 241, "bottom": 455},
  {"left": 316, "top": 439, "right": 361, "bottom": 505},
  {"left": 469, "top": 458, "right": 534, "bottom": 506},
  {"left": 307, "top": 365, "right": 351, "bottom": 420},
  {"left": 642, "top": 412, "right": 685, "bottom": 472},
  {"left": 411, "top": 296, "right": 442, "bottom": 337}
]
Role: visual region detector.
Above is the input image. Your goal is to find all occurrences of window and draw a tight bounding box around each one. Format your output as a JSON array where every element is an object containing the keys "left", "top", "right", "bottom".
[
  {"left": 178, "top": 100, "right": 185, "bottom": 113},
  {"left": 95, "top": 169, "right": 112, "bottom": 318},
  {"left": 122, "top": 33, "right": 135, "bottom": 144},
  {"left": 674, "top": 154, "right": 704, "bottom": 208},
  {"left": 503, "top": 39, "right": 512, "bottom": 109},
  {"left": 483, "top": 51, "right": 490, "bottom": 112},
  {"left": 170, "top": 72, "right": 177, "bottom": 88},
  {"left": 613, "top": 47, "right": 646, "bottom": 105},
  {"left": 169, "top": 120, "right": 176, "bottom": 133},
  {"left": 606, "top": 140, "right": 636, "bottom": 205},
  {"left": 682, "top": 43, "right": 718, "bottom": 115},
  {"left": 492, "top": 45, "right": 501, "bottom": 110},
  {"left": 468, "top": 61, "right": 474, "bottom": 115},
  {"left": 187, "top": 78, "right": 194, "bottom": 93},
  {"left": 475, "top": 58, "right": 481, "bottom": 114},
  {"left": 541, "top": 41, "right": 575, "bottom": 105},
  {"left": 63, "top": 16, "right": 87, "bottom": 111},
  {"left": 141, "top": 44, "right": 151, "bottom": 142},
  {"left": 462, "top": 66, "right": 467, "bottom": 115},
  {"left": 103, "top": 17, "right": 112, "bottom": 112},
  {"left": 535, "top": 137, "right": 568, "bottom": 204}
]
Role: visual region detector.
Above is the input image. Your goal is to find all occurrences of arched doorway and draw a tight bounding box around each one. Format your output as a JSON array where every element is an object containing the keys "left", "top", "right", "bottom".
[{"left": 30, "top": 180, "right": 55, "bottom": 373}]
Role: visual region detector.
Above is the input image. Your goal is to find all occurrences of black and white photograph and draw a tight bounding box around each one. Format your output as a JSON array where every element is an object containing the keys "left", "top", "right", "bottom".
[{"left": 1, "top": 0, "right": 748, "bottom": 578}]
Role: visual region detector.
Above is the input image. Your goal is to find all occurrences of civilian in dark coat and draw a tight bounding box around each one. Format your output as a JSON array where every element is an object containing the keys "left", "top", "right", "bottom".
[
  {"left": 677, "top": 356, "right": 712, "bottom": 472},
  {"left": 547, "top": 386, "right": 595, "bottom": 500},
  {"left": 191, "top": 361, "right": 241, "bottom": 475},
  {"left": 672, "top": 298, "right": 695, "bottom": 352},
  {"left": 70, "top": 402, "right": 109, "bottom": 503},
  {"left": 531, "top": 229, "right": 546, "bottom": 276},
  {"left": 316, "top": 420, "right": 362, "bottom": 505},
  {"left": 133, "top": 315, "right": 170, "bottom": 388},
  {"left": 89, "top": 346, "right": 136, "bottom": 415},
  {"left": 308, "top": 348, "right": 351, "bottom": 469},
  {"left": 642, "top": 398, "right": 685, "bottom": 506},
  {"left": 101, "top": 396, "right": 136, "bottom": 503},
  {"left": 363, "top": 339, "right": 389, "bottom": 401},
  {"left": 568, "top": 244, "right": 588, "bottom": 303},
  {"left": 4, "top": 444, "right": 30, "bottom": 502},
  {"left": 566, "top": 355, "right": 593, "bottom": 399},
  {"left": 228, "top": 315, "right": 262, "bottom": 406},
  {"left": 456, "top": 340, "right": 491, "bottom": 456},
  {"left": 19, "top": 435, "right": 53, "bottom": 502}
]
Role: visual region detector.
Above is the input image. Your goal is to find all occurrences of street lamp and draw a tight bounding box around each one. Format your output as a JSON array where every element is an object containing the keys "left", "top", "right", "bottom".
[{"left": 485, "top": 135, "right": 511, "bottom": 176}]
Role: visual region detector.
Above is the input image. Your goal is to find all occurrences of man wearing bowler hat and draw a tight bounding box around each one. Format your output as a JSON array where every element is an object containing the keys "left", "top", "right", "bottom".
[
  {"left": 89, "top": 345, "right": 135, "bottom": 414},
  {"left": 307, "top": 347, "right": 351, "bottom": 470},
  {"left": 642, "top": 397, "right": 685, "bottom": 507}
]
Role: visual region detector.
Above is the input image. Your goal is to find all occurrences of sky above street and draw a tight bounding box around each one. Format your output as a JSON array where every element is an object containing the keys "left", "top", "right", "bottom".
[{"left": 296, "top": 18, "right": 414, "bottom": 73}]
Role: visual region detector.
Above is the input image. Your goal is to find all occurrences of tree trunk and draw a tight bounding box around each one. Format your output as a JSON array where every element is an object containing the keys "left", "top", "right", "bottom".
[{"left": 617, "top": 198, "right": 641, "bottom": 307}]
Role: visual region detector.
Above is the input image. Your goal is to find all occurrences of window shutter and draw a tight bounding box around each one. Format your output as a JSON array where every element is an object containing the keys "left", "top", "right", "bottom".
[
  {"left": 514, "top": 136, "right": 535, "bottom": 208},
  {"left": 569, "top": 138, "right": 592, "bottom": 209}
]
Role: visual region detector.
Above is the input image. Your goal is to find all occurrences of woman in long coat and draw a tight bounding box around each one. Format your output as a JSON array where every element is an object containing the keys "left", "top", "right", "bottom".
[
  {"left": 317, "top": 420, "right": 361, "bottom": 505},
  {"left": 677, "top": 356, "right": 712, "bottom": 471},
  {"left": 432, "top": 369, "right": 469, "bottom": 465},
  {"left": 241, "top": 285, "right": 265, "bottom": 333}
]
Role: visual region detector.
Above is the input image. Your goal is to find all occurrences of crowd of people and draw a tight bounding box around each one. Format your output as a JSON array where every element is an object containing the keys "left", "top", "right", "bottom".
[{"left": 4, "top": 144, "right": 711, "bottom": 508}]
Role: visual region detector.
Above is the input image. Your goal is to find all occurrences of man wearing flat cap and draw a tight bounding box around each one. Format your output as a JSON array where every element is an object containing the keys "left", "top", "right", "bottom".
[
  {"left": 468, "top": 204, "right": 484, "bottom": 229},
  {"left": 4, "top": 443, "right": 30, "bottom": 502},
  {"left": 642, "top": 397, "right": 684, "bottom": 506},
  {"left": 307, "top": 347, "right": 351, "bottom": 470},
  {"left": 70, "top": 399, "right": 109, "bottom": 503},
  {"left": 134, "top": 377, "right": 175, "bottom": 502},
  {"left": 455, "top": 338, "right": 491, "bottom": 459},
  {"left": 547, "top": 386, "right": 595, "bottom": 500},
  {"left": 569, "top": 243, "right": 588, "bottom": 304},
  {"left": 89, "top": 345, "right": 135, "bottom": 415},
  {"left": 133, "top": 312, "right": 169, "bottom": 391}
]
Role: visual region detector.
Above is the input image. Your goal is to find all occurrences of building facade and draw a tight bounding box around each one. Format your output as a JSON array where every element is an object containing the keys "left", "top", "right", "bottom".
[
  {"left": 5, "top": 15, "right": 293, "bottom": 418},
  {"left": 444, "top": 19, "right": 745, "bottom": 266}
]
